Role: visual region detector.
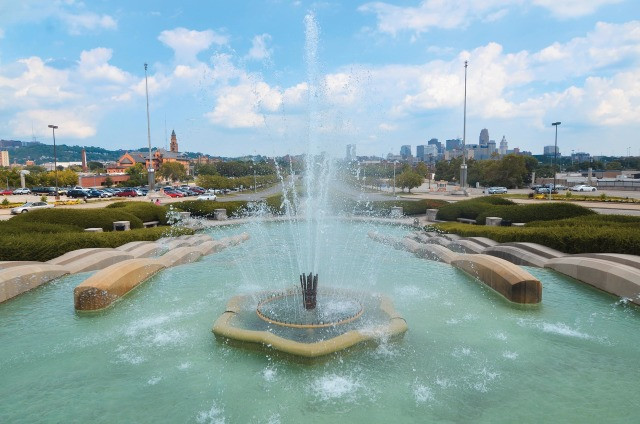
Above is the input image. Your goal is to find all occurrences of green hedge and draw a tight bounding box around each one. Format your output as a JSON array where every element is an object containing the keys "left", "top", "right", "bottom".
[
  {"left": 435, "top": 196, "right": 516, "bottom": 221},
  {"left": 170, "top": 200, "right": 248, "bottom": 218},
  {"left": 526, "top": 214, "right": 640, "bottom": 228},
  {"left": 106, "top": 201, "right": 168, "bottom": 224},
  {"left": 475, "top": 202, "right": 595, "bottom": 225},
  {"left": 432, "top": 222, "right": 640, "bottom": 255},
  {"left": 0, "top": 226, "right": 195, "bottom": 262},
  {"left": 264, "top": 194, "right": 448, "bottom": 216},
  {"left": 10, "top": 208, "right": 144, "bottom": 231},
  {"left": 0, "top": 220, "right": 83, "bottom": 235}
]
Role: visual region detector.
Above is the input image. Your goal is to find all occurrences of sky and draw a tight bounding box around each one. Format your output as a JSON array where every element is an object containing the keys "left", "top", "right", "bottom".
[{"left": 0, "top": 0, "right": 638, "bottom": 158}]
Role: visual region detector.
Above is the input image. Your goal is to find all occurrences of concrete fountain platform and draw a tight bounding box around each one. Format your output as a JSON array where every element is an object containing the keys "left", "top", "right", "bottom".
[
  {"left": 402, "top": 230, "right": 640, "bottom": 306},
  {"left": 212, "top": 291, "right": 408, "bottom": 358},
  {"left": 0, "top": 233, "right": 250, "bottom": 307}
]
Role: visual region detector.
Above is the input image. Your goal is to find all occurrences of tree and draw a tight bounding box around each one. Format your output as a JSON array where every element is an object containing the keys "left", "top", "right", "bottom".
[
  {"left": 195, "top": 163, "right": 218, "bottom": 176},
  {"left": 125, "top": 163, "right": 147, "bottom": 186},
  {"left": 415, "top": 162, "right": 429, "bottom": 178},
  {"left": 158, "top": 162, "right": 187, "bottom": 182},
  {"left": 88, "top": 161, "right": 104, "bottom": 171},
  {"left": 396, "top": 171, "right": 423, "bottom": 193},
  {"left": 104, "top": 175, "right": 113, "bottom": 187},
  {"left": 606, "top": 161, "right": 622, "bottom": 170}
]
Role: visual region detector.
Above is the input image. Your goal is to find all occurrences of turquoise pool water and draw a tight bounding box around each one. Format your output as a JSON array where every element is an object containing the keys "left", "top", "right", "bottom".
[{"left": 1, "top": 221, "right": 639, "bottom": 423}]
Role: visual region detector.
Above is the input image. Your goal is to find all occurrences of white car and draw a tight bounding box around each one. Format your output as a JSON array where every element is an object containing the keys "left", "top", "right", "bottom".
[
  {"left": 197, "top": 194, "right": 217, "bottom": 201},
  {"left": 12, "top": 188, "right": 31, "bottom": 195},
  {"left": 11, "top": 201, "right": 54, "bottom": 214},
  {"left": 571, "top": 185, "right": 597, "bottom": 192}
]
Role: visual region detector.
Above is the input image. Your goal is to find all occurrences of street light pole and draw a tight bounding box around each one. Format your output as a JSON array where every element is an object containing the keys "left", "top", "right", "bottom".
[
  {"left": 393, "top": 160, "right": 397, "bottom": 196},
  {"left": 48, "top": 124, "right": 59, "bottom": 199},
  {"left": 144, "top": 63, "right": 154, "bottom": 191},
  {"left": 460, "top": 60, "right": 468, "bottom": 194},
  {"left": 552, "top": 122, "right": 561, "bottom": 199}
]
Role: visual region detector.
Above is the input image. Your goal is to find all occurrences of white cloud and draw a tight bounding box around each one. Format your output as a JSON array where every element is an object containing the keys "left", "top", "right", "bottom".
[
  {"left": 59, "top": 12, "right": 117, "bottom": 35},
  {"left": 532, "top": 0, "right": 624, "bottom": 18},
  {"left": 360, "top": 0, "right": 624, "bottom": 36},
  {"left": 159, "top": 27, "right": 228, "bottom": 64},
  {"left": 206, "top": 80, "right": 286, "bottom": 128},
  {"left": 11, "top": 109, "right": 97, "bottom": 139},
  {"left": 379, "top": 123, "right": 397, "bottom": 131},
  {"left": 246, "top": 34, "right": 273, "bottom": 61},
  {"left": 77, "top": 48, "right": 132, "bottom": 83}
]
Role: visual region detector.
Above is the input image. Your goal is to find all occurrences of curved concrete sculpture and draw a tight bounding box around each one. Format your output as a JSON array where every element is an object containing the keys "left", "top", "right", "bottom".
[
  {"left": 74, "top": 258, "right": 166, "bottom": 311},
  {"left": 0, "top": 261, "right": 43, "bottom": 270},
  {"left": 116, "top": 241, "right": 154, "bottom": 252},
  {"left": 447, "top": 239, "right": 484, "bottom": 254},
  {"left": 73, "top": 233, "right": 249, "bottom": 311},
  {"left": 127, "top": 243, "right": 162, "bottom": 258},
  {"left": 570, "top": 253, "right": 640, "bottom": 270},
  {"left": 501, "top": 242, "right": 565, "bottom": 260},
  {"left": 451, "top": 254, "right": 542, "bottom": 304},
  {"left": 212, "top": 293, "right": 407, "bottom": 358},
  {"left": 0, "top": 264, "right": 70, "bottom": 303},
  {"left": 65, "top": 250, "right": 135, "bottom": 274},
  {"left": 483, "top": 245, "right": 549, "bottom": 268},
  {"left": 47, "top": 248, "right": 115, "bottom": 266},
  {"left": 154, "top": 246, "right": 203, "bottom": 267},
  {"left": 545, "top": 257, "right": 640, "bottom": 306},
  {"left": 402, "top": 238, "right": 459, "bottom": 264}
]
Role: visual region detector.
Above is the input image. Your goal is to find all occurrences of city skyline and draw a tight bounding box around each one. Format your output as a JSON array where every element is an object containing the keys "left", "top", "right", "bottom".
[{"left": 0, "top": 1, "right": 638, "bottom": 158}]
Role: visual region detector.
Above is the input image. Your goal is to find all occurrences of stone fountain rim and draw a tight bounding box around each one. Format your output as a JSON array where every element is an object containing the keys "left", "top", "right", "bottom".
[{"left": 212, "top": 290, "right": 407, "bottom": 358}]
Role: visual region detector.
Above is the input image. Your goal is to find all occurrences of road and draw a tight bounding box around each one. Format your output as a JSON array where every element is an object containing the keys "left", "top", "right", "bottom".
[{"left": 2, "top": 180, "right": 639, "bottom": 220}]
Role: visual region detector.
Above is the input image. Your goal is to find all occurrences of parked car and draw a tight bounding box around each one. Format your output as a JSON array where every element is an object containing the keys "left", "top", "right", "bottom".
[
  {"left": 67, "top": 189, "right": 90, "bottom": 199},
  {"left": 97, "top": 189, "right": 113, "bottom": 197},
  {"left": 571, "top": 185, "right": 597, "bottom": 192},
  {"left": 116, "top": 188, "right": 138, "bottom": 197},
  {"left": 197, "top": 193, "right": 217, "bottom": 201},
  {"left": 164, "top": 189, "right": 184, "bottom": 198},
  {"left": 1, "top": 188, "right": 13, "bottom": 195},
  {"left": 486, "top": 187, "right": 508, "bottom": 194},
  {"left": 12, "top": 188, "right": 31, "bottom": 195},
  {"left": 535, "top": 187, "right": 551, "bottom": 194},
  {"left": 10, "top": 201, "right": 54, "bottom": 214}
]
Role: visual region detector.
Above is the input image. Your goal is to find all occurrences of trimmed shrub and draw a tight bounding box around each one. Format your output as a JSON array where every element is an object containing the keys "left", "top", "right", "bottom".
[
  {"left": 526, "top": 213, "right": 640, "bottom": 228},
  {"left": 106, "top": 201, "right": 168, "bottom": 224},
  {"left": 433, "top": 222, "right": 640, "bottom": 255},
  {"left": 0, "top": 226, "right": 195, "bottom": 262},
  {"left": 435, "top": 197, "right": 515, "bottom": 221},
  {"left": 0, "top": 221, "right": 83, "bottom": 235},
  {"left": 10, "top": 208, "right": 144, "bottom": 231},
  {"left": 171, "top": 200, "right": 248, "bottom": 218},
  {"left": 475, "top": 202, "right": 595, "bottom": 225}
]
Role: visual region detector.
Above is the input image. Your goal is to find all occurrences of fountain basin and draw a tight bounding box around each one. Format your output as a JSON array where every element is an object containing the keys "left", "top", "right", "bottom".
[{"left": 213, "top": 289, "right": 407, "bottom": 358}]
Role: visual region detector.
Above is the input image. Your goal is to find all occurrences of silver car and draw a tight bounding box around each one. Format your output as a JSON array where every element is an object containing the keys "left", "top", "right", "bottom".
[{"left": 10, "top": 201, "right": 55, "bottom": 214}]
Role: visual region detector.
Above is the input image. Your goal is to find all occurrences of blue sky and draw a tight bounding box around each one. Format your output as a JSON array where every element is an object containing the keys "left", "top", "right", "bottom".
[{"left": 0, "top": 0, "right": 638, "bottom": 158}]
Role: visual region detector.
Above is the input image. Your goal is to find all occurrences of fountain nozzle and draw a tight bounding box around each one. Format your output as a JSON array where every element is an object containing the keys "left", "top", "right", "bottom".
[{"left": 300, "top": 273, "right": 318, "bottom": 310}]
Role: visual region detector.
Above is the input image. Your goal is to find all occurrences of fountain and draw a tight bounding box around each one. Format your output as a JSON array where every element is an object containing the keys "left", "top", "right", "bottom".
[
  {"left": 211, "top": 13, "right": 407, "bottom": 357},
  {"left": 1, "top": 13, "right": 639, "bottom": 424}
]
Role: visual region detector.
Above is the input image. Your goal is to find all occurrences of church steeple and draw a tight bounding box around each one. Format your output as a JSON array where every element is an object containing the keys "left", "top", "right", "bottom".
[{"left": 170, "top": 129, "right": 178, "bottom": 153}]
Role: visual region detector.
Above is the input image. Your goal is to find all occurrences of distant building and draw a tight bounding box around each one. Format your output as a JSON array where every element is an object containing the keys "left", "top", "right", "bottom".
[
  {"left": 427, "top": 138, "right": 442, "bottom": 154},
  {"left": 544, "top": 145, "right": 560, "bottom": 156},
  {"left": 499, "top": 136, "right": 508, "bottom": 155},
  {"left": 572, "top": 152, "right": 591, "bottom": 163},
  {"left": 487, "top": 140, "right": 497, "bottom": 156},
  {"left": 0, "top": 140, "right": 22, "bottom": 148},
  {"left": 446, "top": 138, "right": 462, "bottom": 151},
  {"left": 0, "top": 151, "right": 9, "bottom": 167},
  {"left": 346, "top": 144, "right": 356, "bottom": 161},
  {"left": 106, "top": 129, "right": 191, "bottom": 175},
  {"left": 400, "top": 145, "right": 411, "bottom": 159},
  {"left": 479, "top": 129, "right": 489, "bottom": 145}
]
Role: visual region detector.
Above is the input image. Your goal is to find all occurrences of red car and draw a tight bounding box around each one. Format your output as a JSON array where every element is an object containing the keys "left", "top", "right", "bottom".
[
  {"left": 1, "top": 189, "right": 13, "bottom": 195},
  {"left": 164, "top": 189, "right": 184, "bottom": 198},
  {"left": 115, "top": 188, "right": 138, "bottom": 197}
]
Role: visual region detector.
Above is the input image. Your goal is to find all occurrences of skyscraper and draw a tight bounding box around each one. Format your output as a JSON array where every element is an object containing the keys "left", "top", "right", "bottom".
[
  {"left": 544, "top": 145, "right": 560, "bottom": 156},
  {"left": 499, "top": 136, "right": 508, "bottom": 155},
  {"left": 479, "top": 128, "right": 489, "bottom": 145},
  {"left": 400, "top": 145, "right": 411, "bottom": 159},
  {"left": 416, "top": 145, "right": 426, "bottom": 162},
  {"left": 446, "top": 138, "right": 462, "bottom": 151},
  {"left": 0, "top": 150, "right": 9, "bottom": 167}
]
